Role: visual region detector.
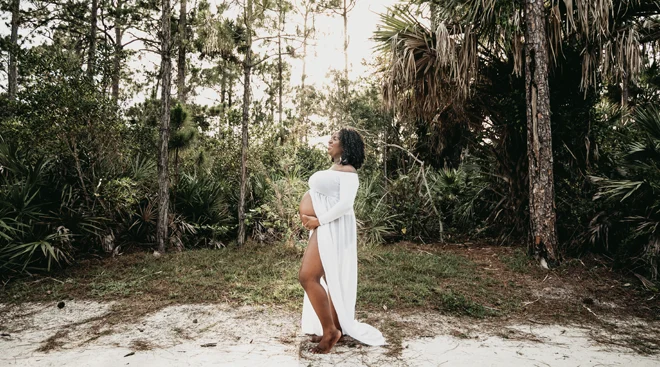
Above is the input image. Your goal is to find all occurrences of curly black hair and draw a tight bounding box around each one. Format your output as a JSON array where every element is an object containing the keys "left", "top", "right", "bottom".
[{"left": 336, "top": 127, "right": 365, "bottom": 169}]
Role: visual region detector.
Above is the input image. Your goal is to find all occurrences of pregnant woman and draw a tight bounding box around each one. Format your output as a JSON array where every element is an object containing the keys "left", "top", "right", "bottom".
[{"left": 298, "top": 127, "right": 386, "bottom": 353}]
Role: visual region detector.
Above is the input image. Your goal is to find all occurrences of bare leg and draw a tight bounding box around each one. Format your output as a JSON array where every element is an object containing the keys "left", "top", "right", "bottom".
[
  {"left": 310, "top": 283, "right": 343, "bottom": 343},
  {"left": 329, "top": 291, "right": 341, "bottom": 331},
  {"left": 299, "top": 230, "right": 342, "bottom": 353}
]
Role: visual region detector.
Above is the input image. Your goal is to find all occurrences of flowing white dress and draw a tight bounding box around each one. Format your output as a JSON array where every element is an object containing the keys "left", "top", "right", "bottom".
[{"left": 301, "top": 169, "right": 386, "bottom": 346}]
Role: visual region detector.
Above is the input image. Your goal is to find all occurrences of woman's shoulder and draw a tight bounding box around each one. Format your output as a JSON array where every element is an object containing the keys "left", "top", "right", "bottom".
[{"left": 329, "top": 164, "right": 358, "bottom": 174}]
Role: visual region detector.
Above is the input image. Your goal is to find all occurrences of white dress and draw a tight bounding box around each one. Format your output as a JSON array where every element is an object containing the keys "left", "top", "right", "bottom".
[{"left": 301, "top": 169, "right": 386, "bottom": 346}]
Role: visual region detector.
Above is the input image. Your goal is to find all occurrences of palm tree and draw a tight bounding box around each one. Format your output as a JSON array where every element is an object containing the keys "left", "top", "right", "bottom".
[{"left": 375, "top": 0, "right": 660, "bottom": 266}]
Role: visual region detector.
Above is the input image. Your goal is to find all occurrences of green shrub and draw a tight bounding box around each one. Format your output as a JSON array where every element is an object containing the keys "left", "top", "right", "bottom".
[
  {"left": 589, "top": 105, "right": 660, "bottom": 279},
  {"left": 0, "top": 145, "right": 72, "bottom": 273}
]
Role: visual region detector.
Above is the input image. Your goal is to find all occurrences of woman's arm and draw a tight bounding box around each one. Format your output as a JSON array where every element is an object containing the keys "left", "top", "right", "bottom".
[{"left": 317, "top": 174, "right": 359, "bottom": 225}]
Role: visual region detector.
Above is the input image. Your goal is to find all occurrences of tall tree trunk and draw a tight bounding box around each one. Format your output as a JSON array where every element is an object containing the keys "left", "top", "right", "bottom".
[
  {"left": 524, "top": 0, "right": 558, "bottom": 267},
  {"left": 342, "top": 0, "right": 349, "bottom": 96},
  {"left": 8, "top": 0, "right": 19, "bottom": 100},
  {"left": 270, "top": 85, "right": 275, "bottom": 122},
  {"left": 221, "top": 67, "right": 227, "bottom": 104},
  {"left": 177, "top": 0, "right": 187, "bottom": 103},
  {"left": 238, "top": 0, "right": 253, "bottom": 247},
  {"left": 157, "top": 0, "right": 172, "bottom": 253},
  {"left": 88, "top": 0, "right": 98, "bottom": 79},
  {"left": 277, "top": 0, "right": 283, "bottom": 125},
  {"left": 298, "top": 5, "right": 311, "bottom": 145},
  {"left": 112, "top": 0, "right": 123, "bottom": 104}
]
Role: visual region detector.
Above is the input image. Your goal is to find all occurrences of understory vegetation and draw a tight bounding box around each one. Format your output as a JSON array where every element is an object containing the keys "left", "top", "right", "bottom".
[{"left": 1, "top": 0, "right": 660, "bottom": 287}]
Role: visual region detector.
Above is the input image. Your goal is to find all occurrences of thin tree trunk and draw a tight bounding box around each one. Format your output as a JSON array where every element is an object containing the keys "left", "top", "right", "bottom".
[
  {"left": 157, "top": 0, "right": 172, "bottom": 253},
  {"left": 342, "top": 0, "right": 348, "bottom": 96},
  {"left": 100, "top": 4, "right": 109, "bottom": 97},
  {"left": 221, "top": 67, "right": 227, "bottom": 104},
  {"left": 383, "top": 124, "right": 388, "bottom": 190},
  {"left": 237, "top": 0, "right": 253, "bottom": 247},
  {"left": 8, "top": 0, "right": 19, "bottom": 100},
  {"left": 622, "top": 68, "right": 630, "bottom": 124},
  {"left": 174, "top": 147, "right": 180, "bottom": 184},
  {"left": 177, "top": 0, "right": 187, "bottom": 103},
  {"left": 622, "top": 59, "right": 629, "bottom": 111},
  {"left": 88, "top": 0, "right": 98, "bottom": 79},
  {"left": 298, "top": 5, "right": 310, "bottom": 145},
  {"left": 68, "top": 136, "right": 92, "bottom": 206},
  {"left": 270, "top": 86, "right": 275, "bottom": 122},
  {"left": 112, "top": 0, "right": 123, "bottom": 104},
  {"left": 524, "top": 0, "right": 558, "bottom": 267},
  {"left": 277, "top": 0, "right": 284, "bottom": 126}
]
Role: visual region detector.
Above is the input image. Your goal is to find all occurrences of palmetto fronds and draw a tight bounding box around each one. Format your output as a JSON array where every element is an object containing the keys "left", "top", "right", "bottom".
[
  {"left": 355, "top": 172, "right": 398, "bottom": 246},
  {"left": 376, "top": 0, "right": 659, "bottom": 118},
  {"left": 374, "top": 6, "right": 481, "bottom": 117},
  {"left": 590, "top": 105, "right": 660, "bottom": 278},
  {"left": 0, "top": 144, "right": 73, "bottom": 273},
  {"left": 128, "top": 153, "right": 157, "bottom": 182}
]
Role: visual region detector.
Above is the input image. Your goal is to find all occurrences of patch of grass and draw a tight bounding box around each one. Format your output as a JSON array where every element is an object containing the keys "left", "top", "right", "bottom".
[
  {"left": 90, "top": 280, "right": 145, "bottom": 297},
  {"left": 3, "top": 242, "right": 520, "bottom": 319},
  {"left": 436, "top": 289, "right": 495, "bottom": 318},
  {"left": 358, "top": 245, "right": 520, "bottom": 317},
  {"left": 3, "top": 243, "right": 304, "bottom": 309},
  {"left": 499, "top": 248, "right": 531, "bottom": 274}
]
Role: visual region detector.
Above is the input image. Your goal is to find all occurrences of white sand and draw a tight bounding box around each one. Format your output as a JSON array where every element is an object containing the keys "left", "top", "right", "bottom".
[{"left": 1, "top": 301, "right": 658, "bottom": 366}]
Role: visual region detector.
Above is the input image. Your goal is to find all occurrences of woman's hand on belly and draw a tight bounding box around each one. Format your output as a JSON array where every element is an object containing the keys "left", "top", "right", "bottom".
[{"left": 301, "top": 214, "right": 320, "bottom": 230}]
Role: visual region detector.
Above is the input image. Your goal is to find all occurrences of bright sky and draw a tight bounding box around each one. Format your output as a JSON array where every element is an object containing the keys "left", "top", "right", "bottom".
[
  {"left": 192, "top": 0, "right": 400, "bottom": 146},
  {"left": 292, "top": 0, "right": 398, "bottom": 145},
  {"left": 192, "top": 0, "right": 399, "bottom": 106},
  {"left": 1, "top": 0, "right": 400, "bottom": 138},
  {"left": 294, "top": 0, "right": 397, "bottom": 84}
]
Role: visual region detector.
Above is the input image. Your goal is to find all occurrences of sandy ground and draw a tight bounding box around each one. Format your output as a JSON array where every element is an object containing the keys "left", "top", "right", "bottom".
[{"left": 1, "top": 301, "right": 659, "bottom": 366}]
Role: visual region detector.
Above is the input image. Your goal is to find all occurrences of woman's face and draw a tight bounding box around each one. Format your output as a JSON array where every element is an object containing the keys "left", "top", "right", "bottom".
[{"left": 327, "top": 131, "right": 343, "bottom": 159}]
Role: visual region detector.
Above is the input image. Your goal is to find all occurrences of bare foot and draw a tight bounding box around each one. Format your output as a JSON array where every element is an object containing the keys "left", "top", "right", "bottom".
[
  {"left": 310, "top": 329, "right": 342, "bottom": 354},
  {"left": 309, "top": 331, "right": 343, "bottom": 343}
]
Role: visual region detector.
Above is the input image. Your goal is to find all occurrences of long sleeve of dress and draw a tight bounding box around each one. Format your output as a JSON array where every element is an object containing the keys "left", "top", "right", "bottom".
[{"left": 317, "top": 173, "right": 359, "bottom": 226}]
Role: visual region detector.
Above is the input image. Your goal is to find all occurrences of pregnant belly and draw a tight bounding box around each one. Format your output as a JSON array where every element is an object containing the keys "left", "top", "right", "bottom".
[{"left": 299, "top": 191, "right": 316, "bottom": 219}]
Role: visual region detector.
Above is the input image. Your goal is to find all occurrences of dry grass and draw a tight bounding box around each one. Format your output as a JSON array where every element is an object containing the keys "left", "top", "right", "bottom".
[
  {"left": 37, "top": 329, "right": 70, "bottom": 353},
  {"left": 129, "top": 338, "right": 153, "bottom": 351}
]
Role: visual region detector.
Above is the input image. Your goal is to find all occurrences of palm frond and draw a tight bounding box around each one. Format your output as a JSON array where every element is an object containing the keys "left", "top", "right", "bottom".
[
  {"left": 375, "top": 6, "right": 478, "bottom": 117},
  {"left": 590, "top": 176, "right": 646, "bottom": 202}
]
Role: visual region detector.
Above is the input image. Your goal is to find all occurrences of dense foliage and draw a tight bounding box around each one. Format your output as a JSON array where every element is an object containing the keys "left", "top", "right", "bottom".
[{"left": 1, "top": 0, "right": 659, "bottom": 281}]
